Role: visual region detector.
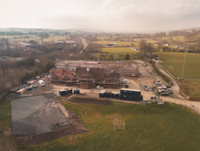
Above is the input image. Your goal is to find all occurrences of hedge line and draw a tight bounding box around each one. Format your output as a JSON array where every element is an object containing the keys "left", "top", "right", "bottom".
[{"left": 152, "top": 61, "right": 173, "bottom": 86}]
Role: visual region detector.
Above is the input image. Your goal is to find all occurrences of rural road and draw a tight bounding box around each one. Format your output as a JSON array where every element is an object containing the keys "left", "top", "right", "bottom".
[
  {"left": 155, "top": 60, "right": 200, "bottom": 109},
  {"left": 155, "top": 60, "right": 181, "bottom": 98},
  {"left": 80, "top": 37, "right": 88, "bottom": 53}
]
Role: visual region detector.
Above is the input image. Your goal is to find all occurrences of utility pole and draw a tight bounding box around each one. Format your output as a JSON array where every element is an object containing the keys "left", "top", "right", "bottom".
[
  {"left": 181, "top": 50, "right": 187, "bottom": 80},
  {"left": 98, "top": 47, "right": 100, "bottom": 61},
  {"left": 159, "top": 49, "right": 161, "bottom": 59}
]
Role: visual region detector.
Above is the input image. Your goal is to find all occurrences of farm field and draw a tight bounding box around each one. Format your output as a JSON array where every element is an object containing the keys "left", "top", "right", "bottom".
[
  {"left": 93, "top": 37, "right": 158, "bottom": 46},
  {"left": 18, "top": 101, "right": 200, "bottom": 151},
  {"left": 92, "top": 52, "right": 139, "bottom": 60},
  {"left": 159, "top": 52, "right": 200, "bottom": 79},
  {"left": 182, "top": 81, "right": 200, "bottom": 98},
  {"left": 93, "top": 40, "right": 137, "bottom": 46},
  {"left": 161, "top": 36, "right": 186, "bottom": 42},
  {"left": 91, "top": 47, "right": 139, "bottom": 60},
  {"left": 102, "top": 47, "right": 139, "bottom": 53},
  {"left": 96, "top": 36, "right": 111, "bottom": 40},
  {"left": 0, "top": 35, "right": 41, "bottom": 43},
  {"left": 0, "top": 35, "right": 69, "bottom": 43},
  {"left": 42, "top": 36, "right": 69, "bottom": 42}
]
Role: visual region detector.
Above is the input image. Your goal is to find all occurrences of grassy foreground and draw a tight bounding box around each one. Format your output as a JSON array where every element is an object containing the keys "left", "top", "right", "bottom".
[
  {"left": 18, "top": 101, "right": 200, "bottom": 151},
  {"left": 0, "top": 100, "right": 11, "bottom": 130},
  {"left": 0, "top": 100, "right": 17, "bottom": 151},
  {"left": 182, "top": 81, "right": 200, "bottom": 98}
]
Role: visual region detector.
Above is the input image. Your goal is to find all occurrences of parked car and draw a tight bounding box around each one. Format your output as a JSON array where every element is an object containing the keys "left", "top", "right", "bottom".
[
  {"left": 27, "top": 85, "right": 37, "bottom": 91},
  {"left": 160, "top": 92, "right": 169, "bottom": 96},
  {"left": 158, "top": 89, "right": 167, "bottom": 93},
  {"left": 125, "top": 84, "right": 129, "bottom": 88},
  {"left": 124, "top": 79, "right": 128, "bottom": 83},
  {"left": 168, "top": 88, "right": 173, "bottom": 94},
  {"left": 159, "top": 86, "right": 167, "bottom": 90},
  {"left": 143, "top": 86, "right": 149, "bottom": 91},
  {"left": 22, "top": 81, "right": 27, "bottom": 85},
  {"left": 96, "top": 86, "right": 103, "bottom": 89},
  {"left": 39, "top": 80, "right": 46, "bottom": 86},
  {"left": 165, "top": 85, "right": 171, "bottom": 88}
]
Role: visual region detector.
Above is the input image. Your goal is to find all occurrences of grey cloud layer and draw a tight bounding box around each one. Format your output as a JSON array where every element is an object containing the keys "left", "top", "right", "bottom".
[{"left": 1, "top": 0, "right": 200, "bottom": 32}]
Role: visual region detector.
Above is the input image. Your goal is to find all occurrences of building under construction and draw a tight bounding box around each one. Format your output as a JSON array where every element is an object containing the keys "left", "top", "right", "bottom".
[
  {"left": 55, "top": 60, "right": 139, "bottom": 76},
  {"left": 51, "top": 60, "right": 139, "bottom": 89}
]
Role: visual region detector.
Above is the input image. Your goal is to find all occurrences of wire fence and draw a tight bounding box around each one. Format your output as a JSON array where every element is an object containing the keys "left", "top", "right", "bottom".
[{"left": 161, "top": 96, "right": 200, "bottom": 116}]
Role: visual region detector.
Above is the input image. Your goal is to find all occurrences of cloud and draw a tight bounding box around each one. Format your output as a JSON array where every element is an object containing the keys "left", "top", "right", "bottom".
[{"left": 0, "top": 0, "right": 200, "bottom": 32}]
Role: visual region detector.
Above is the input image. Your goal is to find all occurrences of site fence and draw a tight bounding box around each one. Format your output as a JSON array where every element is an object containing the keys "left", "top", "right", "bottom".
[{"left": 161, "top": 97, "right": 200, "bottom": 116}]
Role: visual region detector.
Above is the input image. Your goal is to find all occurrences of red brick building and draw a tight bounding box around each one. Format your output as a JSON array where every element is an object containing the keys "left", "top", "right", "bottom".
[{"left": 50, "top": 67, "right": 122, "bottom": 89}]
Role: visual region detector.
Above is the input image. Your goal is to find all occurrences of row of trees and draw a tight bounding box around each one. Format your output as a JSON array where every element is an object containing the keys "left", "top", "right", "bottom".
[{"left": 0, "top": 36, "right": 85, "bottom": 94}]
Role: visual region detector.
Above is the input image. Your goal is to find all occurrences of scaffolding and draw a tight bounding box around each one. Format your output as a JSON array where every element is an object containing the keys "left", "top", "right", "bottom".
[{"left": 55, "top": 61, "right": 139, "bottom": 76}]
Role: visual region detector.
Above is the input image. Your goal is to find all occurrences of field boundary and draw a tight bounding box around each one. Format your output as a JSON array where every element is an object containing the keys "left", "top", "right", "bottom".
[
  {"left": 162, "top": 97, "right": 200, "bottom": 116},
  {"left": 152, "top": 61, "right": 173, "bottom": 86},
  {"left": 0, "top": 91, "right": 9, "bottom": 101},
  {"left": 159, "top": 63, "right": 176, "bottom": 80}
]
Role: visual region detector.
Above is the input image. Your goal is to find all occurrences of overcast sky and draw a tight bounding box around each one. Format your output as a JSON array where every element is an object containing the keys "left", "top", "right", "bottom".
[{"left": 1, "top": 0, "right": 200, "bottom": 32}]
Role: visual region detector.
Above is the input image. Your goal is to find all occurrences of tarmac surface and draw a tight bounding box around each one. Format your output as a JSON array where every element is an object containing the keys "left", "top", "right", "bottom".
[{"left": 11, "top": 94, "right": 70, "bottom": 136}]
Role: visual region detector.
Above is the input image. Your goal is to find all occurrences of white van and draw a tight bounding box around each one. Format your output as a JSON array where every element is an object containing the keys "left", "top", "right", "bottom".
[{"left": 39, "top": 80, "right": 46, "bottom": 86}]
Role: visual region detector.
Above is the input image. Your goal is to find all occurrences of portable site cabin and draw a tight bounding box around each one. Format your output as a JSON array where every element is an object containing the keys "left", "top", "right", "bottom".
[
  {"left": 120, "top": 88, "right": 141, "bottom": 101},
  {"left": 112, "top": 92, "right": 120, "bottom": 99},
  {"left": 99, "top": 89, "right": 107, "bottom": 98},
  {"left": 59, "top": 88, "right": 73, "bottom": 96},
  {"left": 74, "top": 89, "right": 80, "bottom": 94},
  {"left": 105, "top": 91, "right": 112, "bottom": 98}
]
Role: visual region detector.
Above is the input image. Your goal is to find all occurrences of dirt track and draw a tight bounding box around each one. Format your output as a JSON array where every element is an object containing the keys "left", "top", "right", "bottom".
[{"left": 62, "top": 95, "right": 112, "bottom": 106}]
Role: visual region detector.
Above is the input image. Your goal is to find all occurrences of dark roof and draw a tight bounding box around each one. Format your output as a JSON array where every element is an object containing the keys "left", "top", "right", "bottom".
[
  {"left": 76, "top": 67, "right": 105, "bottom": 79},
  {"left": 76, "top": 67, "right": 87, "bottom": 75},
  {"left": 106, "top": 72, "right": 120, "bottom": 79},
  {"left": 51, "top": 69, "right": 74, "bottom": 80},
  {"left": 90, "top": 68, "right": 105, "bottom": 79},
  {"left": 27, "top": 40, "right": 37, "bottom": 45}
]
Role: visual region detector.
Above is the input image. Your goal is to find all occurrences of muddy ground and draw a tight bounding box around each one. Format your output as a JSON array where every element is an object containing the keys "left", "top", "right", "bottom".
[
  {"left": 14, "top": 110, "right": 89, "bottom": 144},
  {"left": 62, "top": 95, "right": 112, "bottom": 106}
]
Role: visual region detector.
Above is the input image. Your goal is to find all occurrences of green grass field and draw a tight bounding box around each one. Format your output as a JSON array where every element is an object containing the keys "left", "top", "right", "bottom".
[
  {"left": 159, "top": 52, "right": 200, "bottom": 79},
  {"left": 162, "top": 36, "right": 186, "bottom": 42},
  {"left": 0, "top": 35, "right": 41, "bottom": 43},
  {"left": 42, "top": 36, "right": 69, "bottom": 42},
  {"left": 102, "top": 47, "right": 139, "bottom": 53},
  {"left": 96, "top": 36, "right": 111, "bottom": 40},
  {"left": 182, "top": 81, "right": 200, "bottom": 98},
  {"left": 0, "top": 35, "right": 69, "bottom": 43},
  {"left": 0, "top": 100, "right": 11, "bottom": 130},
  {"left": 94, "top": 37, "right": 158, "bottom": 46},
  {"left": 92, "top": 52, "right": 139, "bottom": 60},
  {"left": 93, "top": 41, "right": 136, "bottom": 46},
  {"left": 90, "top": 47, "right": 139, "bottom": 60},
  {"left": 18, "top": 101, "right": 200, "bottom": 151}
]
